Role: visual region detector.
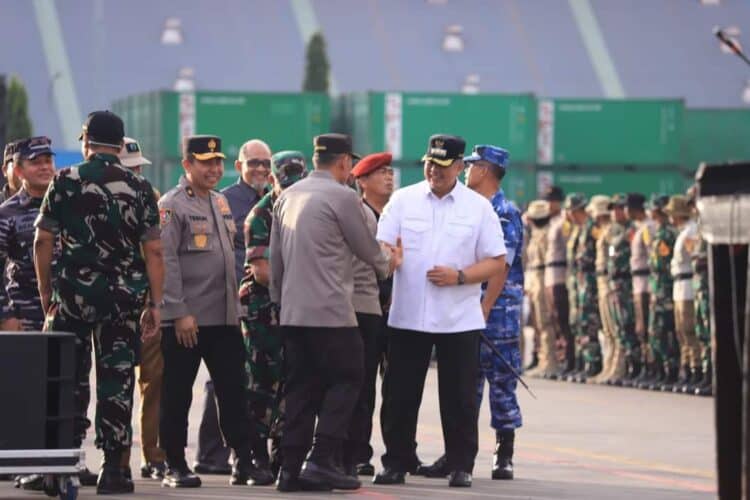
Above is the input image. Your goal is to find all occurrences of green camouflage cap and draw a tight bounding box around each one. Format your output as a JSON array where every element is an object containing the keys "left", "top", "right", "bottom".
[
  {"left": 649, "top": 193, "right": 670, "bottom": 210},
  {"left": 271, "top": 151, "right": 308, "bottom": 188},
  {"left": 563, "top": 192, "right": 587, "bottom": 210},
  {"left": 608, "top": 193, "right": 627, "bottom": 208}
]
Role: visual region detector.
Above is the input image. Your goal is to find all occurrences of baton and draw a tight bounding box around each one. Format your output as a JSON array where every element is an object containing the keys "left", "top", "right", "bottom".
[{"left": 479, "top": 331, "right": 537, "bottom": 400}]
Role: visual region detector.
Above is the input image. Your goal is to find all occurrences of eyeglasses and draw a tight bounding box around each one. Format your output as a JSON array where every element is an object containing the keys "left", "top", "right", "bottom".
[{"left": 246, "top": 158, "right": 271, "bottom": 169}]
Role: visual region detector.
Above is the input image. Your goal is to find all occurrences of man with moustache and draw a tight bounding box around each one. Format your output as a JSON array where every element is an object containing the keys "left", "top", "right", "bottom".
[
  {"left": 374, "top": 135, "right": 506, "bottom": 488},
  {"left": 158, "top": 135, "right": 273, "bottom": 488},
  {"left": 193, "top": 139, "right": 273, "bottom": 474}
]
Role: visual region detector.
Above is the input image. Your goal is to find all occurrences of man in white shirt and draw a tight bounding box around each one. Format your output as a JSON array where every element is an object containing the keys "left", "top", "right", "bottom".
[{"left": 373, "top": 135, "right": 507, "bottom": 488}]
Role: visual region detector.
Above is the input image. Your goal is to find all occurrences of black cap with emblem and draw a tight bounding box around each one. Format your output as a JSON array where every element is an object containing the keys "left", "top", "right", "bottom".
[
  {"left": 78, "top": 110, "right": 125, "bottom": 148},
  {"left": 421, "top": 134, "right": 466, "bottom": 167},
  {"left": 3, "top": 140, "right": 18, "bottom": 166},
  {"left": 313, "top": 133, "right": 361, "bottom": 159},
  {"left": 183, "top": 135, "right": 226, "bottom": 161}
]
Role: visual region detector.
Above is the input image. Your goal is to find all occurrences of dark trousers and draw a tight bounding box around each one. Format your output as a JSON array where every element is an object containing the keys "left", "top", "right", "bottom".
[
  {"left": 280, "top": 326, "right": 364, "bottom": 472},
  {"left": 343, "top": 313, "right": 384, "bottom": 466},
  {"left": 381, "top": 329, "right": 480, "bottom": 474},
  {"left": 160, "top": 325, "right": 249, "bottom": 465},
  {"left": 195, "top": 381, "right": 231, "bottom": 466},
  {"left": 546, "top": 284, "right": 573, "bottom": 368}
]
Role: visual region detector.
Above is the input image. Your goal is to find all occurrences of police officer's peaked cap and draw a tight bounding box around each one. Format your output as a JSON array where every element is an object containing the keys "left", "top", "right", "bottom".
[
  {"left": 183, "top": 135, "right": 226, "bottom": 161},
  {"left": 422, "top": 134, "right": 465, "bottom": 167},
  {"left": 313, "top": 133, "right": 361, "bottom": 159},
  {"left": 78, "top": 110, "right": 125, "bottom": 148}
]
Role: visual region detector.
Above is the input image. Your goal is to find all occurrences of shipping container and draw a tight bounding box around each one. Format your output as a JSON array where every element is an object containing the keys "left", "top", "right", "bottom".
[
  {"left": 338, "top": 92, "right": 537, "bottom": 165},
  {"left": 112, "top": 90, "right": 330, "bottom": 192},
  {"left": 535, "top": 166, "right": 692, "bottom": 200},
  {"left": 682, "top": 108, "right": 750, "bottom": 172},
  {"left": 537, "top": 99, "right": 684, "bottom": 167}
]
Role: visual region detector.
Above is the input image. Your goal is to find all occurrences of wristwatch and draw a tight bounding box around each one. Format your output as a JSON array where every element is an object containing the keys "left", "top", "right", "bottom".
[
  {"left": 148, "top": 299, "right": 165, "bottom": 309},
  {"left": 457, "top": 270, "right": 466, "bottom": 285}
]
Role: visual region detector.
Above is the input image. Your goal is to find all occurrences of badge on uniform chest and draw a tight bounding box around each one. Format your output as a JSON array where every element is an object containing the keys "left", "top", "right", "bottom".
[{"left": 194, "top": 234, "right": 208, "bottom": 249}]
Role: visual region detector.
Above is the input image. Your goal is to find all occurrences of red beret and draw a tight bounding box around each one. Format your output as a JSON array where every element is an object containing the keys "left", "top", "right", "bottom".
[{"left": 351, "top": 152, "right": 392, "bottom": 178}]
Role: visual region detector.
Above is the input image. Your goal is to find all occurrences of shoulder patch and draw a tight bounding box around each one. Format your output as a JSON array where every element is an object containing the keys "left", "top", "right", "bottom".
[
  {"left": 642, "top": 227, "right": 651, "bottom": 246},
  {"left": 216, "top": 195, "right": 231, "bottom": 215},
  {"left": 159, "top": 208, "right": 173, "bottom": 228}
]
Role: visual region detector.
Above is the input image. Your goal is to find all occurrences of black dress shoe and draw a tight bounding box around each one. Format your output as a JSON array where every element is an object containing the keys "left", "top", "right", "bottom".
[
  {"left": 448, "top": 471, "right": 472, "bottom": 487},
  {"left": 97, "top": 465, "right": 135, "bottom": 494},
  {"left": 231, "top": 455, "right": 275, "bottom": 486},
  {"left": 416, "top": 454, "right": 448, "bottom": 478},
  {"left": 373, "top": 467, "right": 405, "bottom": 485},
  {"left": 19, "top": 474, "right": 44, "bottom": 491},
  {"left": 79, "top": 467, "right": 99, "bottom": 486},
  {"left": 300, "top": 460, "right": 361, "bottom": 490},
  {"left": 343, "top": 463, "right": 358, "bottom": 478},
  {"left": 276, "top": 469, "right": 333, "bottom": 492},
  {"left": 141, "top": 462, "right": 166, "bottom": 479},
  {"left": 356, "top": 462, "right": 375, "bottom": 476},
  {"left": 162, "top": 464, "right": 202, "bottom": 488},
  {"left": 193, "top": 462, "right": 231, "bottom": 475}
]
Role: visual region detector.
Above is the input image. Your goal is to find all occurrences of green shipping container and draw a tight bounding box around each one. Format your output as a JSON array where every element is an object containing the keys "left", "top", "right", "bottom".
[
  {"left": 682, "top": 108, "right": 750, "bottom": 172},
  {"left": 338, "top": 92, "right": 537, "bottom": 165},
  {"left": 537, "top": 99, "right": 683, "bottom": 166},
  {"left": 535, "top": 166, "right": 691, "bottom": 201},
  {"left": 112, "top": 91, "right": 330, "bottom": 192}
]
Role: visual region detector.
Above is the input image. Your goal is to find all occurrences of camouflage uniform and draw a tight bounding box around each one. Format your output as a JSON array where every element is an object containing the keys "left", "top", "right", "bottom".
[
  {"left": 566, "top": 223, "right": 581, "bottom": 345},
  {"left": 35, "top": 153, "right": 160, "bottom": 451},
  {"left": 692, "top": 236, "right": 711, "bottom": 388},
  {"left": 606, "top": 219, "right": 639, "bottom": 379},
  {"left": 239, "top": 191, "right": 283, "bottom": 440},
  {"left": 477, "top": 189, "right": 524, "bottom": 431},
  {"left": 0, "top": 188, "right": 58, "bottom": 330},
  {"left": 574, "top": 218, "right": 602, "bottom": 376},
  {"left": 647, "top": 220, "right": 678, "bottom": 381}
]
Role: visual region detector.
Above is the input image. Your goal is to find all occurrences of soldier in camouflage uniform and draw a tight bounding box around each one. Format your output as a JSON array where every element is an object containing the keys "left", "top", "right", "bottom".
[
  {"left": 1, "top": 141, "right": 19, "bottom": 203},
  {"left": 34, "top": 111, "right": 164, "bottom": 494},
  {"left": 642, "top": 195, "right": 678, "bottom": 391},
  {"left": 588, "top": 196, "right": 614, "bottom": 384},
  {"left": 563, "top": 193, "right": 586, "bottom": 381},
  {"left": 239, "top": 151, "right": 308, "bottom": 475},
  {"left": 692, "top": 235, "right": 712, "bottom": 396},
  {"left": 569, "top": 196, "right": 602, "bottom": 381},
  {"left": 0, "top": 137, "right": 57, "bottom": 332},
  {"left": 604, "top": 194, "right": 639, "bottom": 385}
]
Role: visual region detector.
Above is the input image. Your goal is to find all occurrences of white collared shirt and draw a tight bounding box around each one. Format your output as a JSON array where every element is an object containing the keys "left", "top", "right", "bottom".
[{"left": 377, "top": 180, "right": 507, "bottom": 333}]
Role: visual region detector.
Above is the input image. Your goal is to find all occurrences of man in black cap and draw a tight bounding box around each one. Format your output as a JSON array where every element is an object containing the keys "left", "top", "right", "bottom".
[
  {"left": 34, "top": 111, "right": 165, "bottom": 494},
  {"left": 374, "top": 134, "right": 507, "bottom": 488},
  {"left": 1, "top": 141, "right": 20, "bottom": 203},
  {"left": 269, "top": 133, "right": 400, "bottom": 491},
  {"left": 158, "top": 135, "right": 274, "bottom": 488}
]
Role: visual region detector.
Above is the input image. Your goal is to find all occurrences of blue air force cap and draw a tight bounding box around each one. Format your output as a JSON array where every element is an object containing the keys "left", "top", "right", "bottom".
[{"left": 463, "top": 144, "right": 510, "bottom": 169}]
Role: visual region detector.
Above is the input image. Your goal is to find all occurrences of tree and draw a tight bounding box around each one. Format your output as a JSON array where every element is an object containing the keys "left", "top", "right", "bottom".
[
  {"left": 302, "top": 32, "right": 330, "bottom": 93},
  {"left": 6, "top": 76, "right": 32, "bottom": 141}
]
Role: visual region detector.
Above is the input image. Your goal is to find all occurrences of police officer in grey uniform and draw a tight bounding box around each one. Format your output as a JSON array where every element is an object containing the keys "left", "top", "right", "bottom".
[{"left": 158, "top": 135, "right": 274, "bottom": 488}]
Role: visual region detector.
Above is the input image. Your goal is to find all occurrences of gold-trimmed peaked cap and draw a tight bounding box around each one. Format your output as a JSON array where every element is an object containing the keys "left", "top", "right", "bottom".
[
  {"left": 422, "top": 134, "right": 466, "bottom": 167},
  {"left": 313, "top": 133, "right": 361, "bottom": 159},
  {"left": 183, "top": 135, "right": 226, "bottom": 161}
]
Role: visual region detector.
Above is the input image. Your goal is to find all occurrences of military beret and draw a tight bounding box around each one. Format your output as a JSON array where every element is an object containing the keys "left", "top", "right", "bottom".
[{"left": 351, "top": 152, "right": 392, "bottom": 178}]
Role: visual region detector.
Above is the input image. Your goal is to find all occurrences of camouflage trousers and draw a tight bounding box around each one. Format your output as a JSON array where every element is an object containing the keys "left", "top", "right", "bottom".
[
  {"left": 576, "top": 275, "right": 601, "bottom": 365},
  {"left": 648, "top": 296, "right": 677, "bottom": 367},
  {"left": 694, "top": 288, "right": 711, "bottom": 372},
  {"left": 608, "top": 279, "right": 639, "bottom": 355},
  {"left": 240, "top": 317, "right": 283, "bottom": 440},
  {"left": 477, "top": 306, "right": 522, "bottom": 431},
  {"left": 45, "top": 307, "right": 137, "bottom": 451}
]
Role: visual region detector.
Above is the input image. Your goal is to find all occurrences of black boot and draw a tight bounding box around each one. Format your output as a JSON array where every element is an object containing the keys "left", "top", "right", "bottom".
[
  {"left": 660, "top": 362, "right": 679, "bottom": 392},
  {"left": 524, "top": 352, "right": 539, "bottom": 372},
  {"left": 647, "top": 363, "right": 666, "bottom": 391},
  {"left": 635, "top": 362, "right": 655, "bottom": 389},
  {"left": 231, "top": 446, "right": 274, "bottom": 486},
  {"left": 492, "top": 430, "right": 514, "bottom": 480},
  {"left": 566, "top": 356, "right": 585, "bottom": 383},
  {"left": 671, "top": 365, "right": 691, "bottom": 393},
  {"left": 163, "top": 454, "right": 202, "bottom": 488},
  {"left": 97, "top": 450, "right": 134, "bottom": 494},
  {"left": 695, "top": 366, "right": 713, "bottom": 396},
  {"left": 682, "top": 367, "right": 702, "bottom": 394}
]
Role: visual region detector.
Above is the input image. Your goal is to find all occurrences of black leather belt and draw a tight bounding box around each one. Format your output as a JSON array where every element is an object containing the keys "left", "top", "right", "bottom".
[
  {"left": 674, "top": 272, "right": 694, "bottom": 281},
  {"left": 596, "top": 271, "right": 608, "bottom": 277},
  {"left": 529, "top": 264, "right": 546, "bottom": 271},
  {"left": 611, "top": 271, "right": 631, "bottom": 280},
  {"left": 632, "top": 269, "right": 649, "bottom": 277},
  {"left": 546, "top": 261, "right": 566, "bottom": 268}
]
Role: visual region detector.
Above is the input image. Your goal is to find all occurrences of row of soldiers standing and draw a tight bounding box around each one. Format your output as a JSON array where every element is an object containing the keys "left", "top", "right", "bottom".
[{"left": 523, "top": 188, "right": 711, "bottom": 396}]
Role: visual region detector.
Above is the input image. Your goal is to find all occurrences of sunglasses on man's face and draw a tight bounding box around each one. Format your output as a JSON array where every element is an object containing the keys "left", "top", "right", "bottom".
[{"left": 246, "top": 158, "right": 271, "bottom": 169}]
